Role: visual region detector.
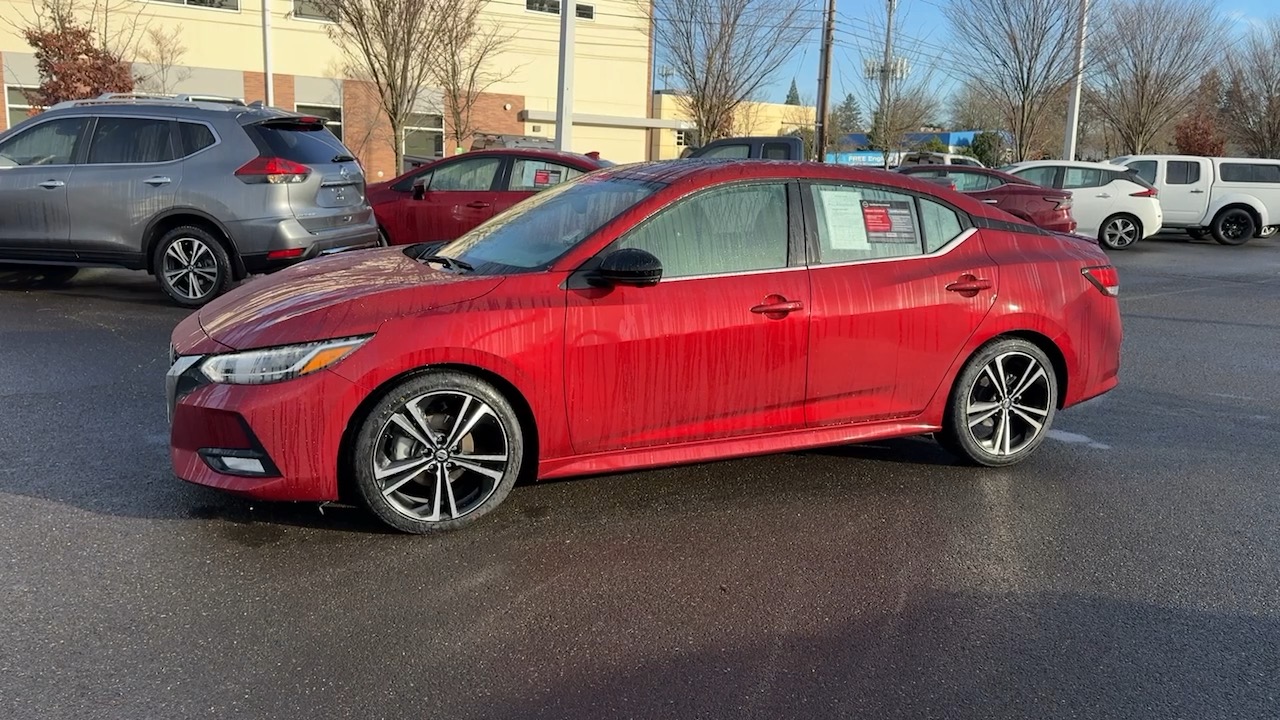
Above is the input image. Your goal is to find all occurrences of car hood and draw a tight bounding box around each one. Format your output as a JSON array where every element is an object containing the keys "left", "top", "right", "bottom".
[{"left": 178, "top": 247, "right": 504, "bottom": 351}]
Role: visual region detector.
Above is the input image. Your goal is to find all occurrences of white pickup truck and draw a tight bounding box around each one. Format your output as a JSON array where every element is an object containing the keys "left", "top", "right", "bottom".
[{"left": 1111, "top": 155, "right": 1280, "bottom": 245}]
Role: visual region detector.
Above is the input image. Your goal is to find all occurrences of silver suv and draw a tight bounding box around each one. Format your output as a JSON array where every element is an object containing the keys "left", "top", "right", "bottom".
[{"left": 0, "top": 93, "right": 379, "bottom": 306}]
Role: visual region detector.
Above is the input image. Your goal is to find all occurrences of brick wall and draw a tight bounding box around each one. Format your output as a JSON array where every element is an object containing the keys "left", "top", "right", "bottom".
[
  {"left": 443, "top": 91, "right": 525, "bottom": 156},
  {"left": 342, "top": 78, "right": 396, "bottom": 180},
  {"left": 243, "top": 71, "right": 296, "bottom": 110}
]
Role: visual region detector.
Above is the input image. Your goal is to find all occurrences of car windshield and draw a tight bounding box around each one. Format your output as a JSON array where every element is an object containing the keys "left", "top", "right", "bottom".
[{"left": 435, "top": 173, "right": 664, "bottom": 272}]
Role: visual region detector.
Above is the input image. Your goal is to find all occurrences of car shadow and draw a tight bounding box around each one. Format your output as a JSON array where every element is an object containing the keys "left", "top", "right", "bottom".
[{"left": 467, "top": 590, "right": 1279, "bottom": 720}]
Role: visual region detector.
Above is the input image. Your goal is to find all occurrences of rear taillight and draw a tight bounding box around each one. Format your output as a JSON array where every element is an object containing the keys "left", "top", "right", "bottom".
[
  {"left": 235, "top": 157, "right": 311, "bottom": 184},
  {"left": 1130, "top": 187, "right": 1157, "bottom": 198},
  {"left": 1047, "top": 196, "right": 1073, "bottom": 209},
  {"left": 1082, "top": 265, "right": 1119, "bottom": 297}
]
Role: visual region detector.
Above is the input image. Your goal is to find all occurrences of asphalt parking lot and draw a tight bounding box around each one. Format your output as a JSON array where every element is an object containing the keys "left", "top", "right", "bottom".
[{"left": 2, "top": 233, "right": 1278, "bottom": 719}]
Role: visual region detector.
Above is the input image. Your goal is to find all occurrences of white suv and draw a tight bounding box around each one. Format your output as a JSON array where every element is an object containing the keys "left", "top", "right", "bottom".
[
  {"left": 1001, "top": 160, "right": 1163, "bottom": 250},
  {"left": 1111, "top": 155, "right": 1280, "bottom": 245}
]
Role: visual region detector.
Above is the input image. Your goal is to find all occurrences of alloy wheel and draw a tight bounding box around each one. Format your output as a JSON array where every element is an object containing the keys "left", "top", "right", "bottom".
[
  {"left": 372, "top": 390, "right": 511, "bottom": 522},
  {"left": 162, "top": 237, "right": 221, "bottom": 301},
  {"left": 965, "top": 351, "right": 1053, "bottom": 457},
  {"left": 1103, "top": 217, "right": 1138, "bottom": 249},
  {"left": 1221, "top": 214, "right": 1250, "bottom": 241}
]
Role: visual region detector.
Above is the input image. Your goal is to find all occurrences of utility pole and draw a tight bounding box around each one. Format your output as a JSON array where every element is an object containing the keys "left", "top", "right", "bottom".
[
  {"left": 554, "top": 0, "right": 575, "bottom": 151},
  {"left": 1062, "top": 0, "right": 1090, "bottom": 161},
  {"left": 814, "top": 0, "right": 837, "bottom": 162},
  {"left": 261, "top": 0, "right": 273, "bottom": 106},
  {"left": 877, "top": 0, "right": 897, "bottom": 169}
]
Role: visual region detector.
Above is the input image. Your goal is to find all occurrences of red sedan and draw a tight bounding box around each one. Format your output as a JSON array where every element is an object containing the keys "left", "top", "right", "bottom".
[
  {"left": 367, "top": 148, "right": 610, "bottom": 245},
  {"left": 168, "top": 161, "right": 1122, "bottom": 534},
  {"left": 897, "top": 165, "right": 1078, "bottom": 234}
]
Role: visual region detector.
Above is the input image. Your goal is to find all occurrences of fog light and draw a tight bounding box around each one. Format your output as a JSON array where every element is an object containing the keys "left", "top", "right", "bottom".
[{"left": 199, "top": 448, "right": 278, "bottom": 477}]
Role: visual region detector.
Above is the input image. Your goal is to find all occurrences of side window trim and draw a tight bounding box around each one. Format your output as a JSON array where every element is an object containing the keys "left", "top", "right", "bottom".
[
  {"left": 604, "top": 178, "right": 799, "bottom": 281},
  {"left": 797, "top": 179, "right": 976, "bottom": 268}
]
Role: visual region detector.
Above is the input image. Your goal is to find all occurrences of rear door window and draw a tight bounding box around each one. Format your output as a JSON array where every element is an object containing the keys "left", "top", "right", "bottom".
[
  {"left": 697, "top": 144, "right": 751, "bottom": 159},
  {"left": 87, "top": 117, "right": 176, "bottom": 164},
  {"left": 509, "top": 159, "right": 582, "bottom": 191},
  {"left": 1166, "top": 161, "right": 1201, "bottom": 185},
  {"left": 248, "top": 121, "right": 351, "bottom": 164},
  {"left": 1062, "top": 168, "right": 1104, "bottom": 189},
  {"left": 1011, "top": 166, "right": 1058, "bottom": 188},
  {"left": 762, "top": 142, "right": 792, "bottom": 159}
]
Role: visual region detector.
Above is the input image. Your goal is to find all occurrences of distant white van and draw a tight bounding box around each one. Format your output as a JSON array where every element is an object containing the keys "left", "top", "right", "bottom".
[{"left": 1111, "top": 155, "right": 1280, "bottom": 245}]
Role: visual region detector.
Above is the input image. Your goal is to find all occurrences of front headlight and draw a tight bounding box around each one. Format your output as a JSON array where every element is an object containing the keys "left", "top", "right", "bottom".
[{"left": 200, "top": 336, "right": 371, "bottom": 385}]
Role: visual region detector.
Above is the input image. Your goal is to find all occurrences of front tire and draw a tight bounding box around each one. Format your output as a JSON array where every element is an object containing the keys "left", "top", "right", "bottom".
[
  {"left": 353, "top": 371, "right": 525, "bottom": 534},
  {"left": 1211, "top": 208, "right": 1255, "bottom": 246},
  {"left": 938, "top": 338, "right": 1059, "bottom": 467},
  {"left": 1099, "top": 214, "right": 1141, "bottom": 250},
  {"left": 153, "top": 226, "right": 232, "bottom": 307}
]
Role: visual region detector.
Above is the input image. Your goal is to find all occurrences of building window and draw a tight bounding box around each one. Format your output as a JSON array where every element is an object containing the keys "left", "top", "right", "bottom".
[
  {"left": 404, "top": 112, "right": 444, "bottom": 160},
  {"left": 296, "top": 104, "right": 343, "bottom": 141},
  {"left": 525, "top": 0, "right": 594, "bottom": 20},
  {"left": 674, "top": 130, "right": 692, "bottom": 147},
  {"left": 5, "top": 86, "right": 35, "bottom": 130},
  {"left": 292, "top": 0, "right": 334, "bottom": 21},
  {"left": 148, "top": 0, "right": 241, "bottom": 10}
]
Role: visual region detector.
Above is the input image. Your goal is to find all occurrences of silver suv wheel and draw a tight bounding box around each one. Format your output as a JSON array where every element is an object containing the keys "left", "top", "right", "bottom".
[{"left": 153, "top": 226, "right": 233, "bottom": 307}]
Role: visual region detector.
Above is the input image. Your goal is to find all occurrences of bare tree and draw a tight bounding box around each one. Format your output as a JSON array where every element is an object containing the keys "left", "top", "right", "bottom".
[
  {"left": 434, "top": 0, "right": 515, "bottom": 155},
  {"left": 1085, "top": 0, "right": 1226, "bottom": 154},
  {"left": 1221, "top": 18, "right": 1280, "bottom": 158},
  {"left": 316, "top": 0, "right": 448, "bottom": 171},
  {"left": 646, "top": 0, "right": 814, "bottom": 142},
  {"left": 949, "top": 81, "right": 1006, "bottom": 132},
  {"left": 949, "top": 0, "right": 1083, "bottom": 161},
  {"left": 849, "top": 3, "right": 940, "bottom": 166},
  {"left": 136, "top": 25, "right": 192, "bottom": 94}
]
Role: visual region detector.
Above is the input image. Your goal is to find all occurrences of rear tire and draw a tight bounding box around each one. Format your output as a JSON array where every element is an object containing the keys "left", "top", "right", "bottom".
[
  {"left": 1099, "top": 214, "right": 1141, "bottom": 250},
  {"left": 938, "top": 338, "right": 1059, "bottom": 468},
  {"left": 1211, "top": 208, "right": 1255, "bottom": 246},
  {"left": 153, "top": 226, "right": 233, "bottom": 308},
  {"left": 0, "top": 264, "right": 79, "bottom": 288}
]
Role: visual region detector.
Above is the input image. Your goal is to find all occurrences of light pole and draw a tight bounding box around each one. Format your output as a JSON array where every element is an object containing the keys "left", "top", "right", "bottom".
[
  {"left": 554, "top": 1, "right": 575, "bottom": 151},
  {"left": 1062, "top": 0, "right": 1090, "bottom": 160}
]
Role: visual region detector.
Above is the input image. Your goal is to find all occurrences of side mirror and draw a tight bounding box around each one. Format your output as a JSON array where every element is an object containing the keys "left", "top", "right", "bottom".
[
  {"left": 412, "top": 175, "right": 429, "bottom": 200},
  {"left": 592, "top": 248, "right": 663, "bottom": 287}
]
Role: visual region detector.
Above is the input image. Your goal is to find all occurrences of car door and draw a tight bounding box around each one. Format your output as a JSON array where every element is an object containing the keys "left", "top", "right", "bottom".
[
  {"left": 66, "top": 115, "right": 181, "bottom": 264},
  {"left": 563, "top": 180, "right": 810, "bottom": 454},
  {"left": 406, "top": 155, "right": 503, "bottom": 242},
  {"left": 498, "top": 157, "right": 585, "bottom": 214},
  {"left": 0, "top": 116, "right": 90, "bottom": 257},
  {"left": 1059, "top": 166, "right": 1113, "bottom": 236},
  {"left": 1160, "top": 158, "right": 1210, "bottom": 225},
  {"left": 802, "top": 181, "right": 997, "bottom": 425}
]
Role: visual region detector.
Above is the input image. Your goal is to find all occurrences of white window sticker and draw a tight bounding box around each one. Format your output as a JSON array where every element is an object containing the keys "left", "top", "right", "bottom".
[{"left": 815, "top": 186, "right": 869, "bottom": 250}]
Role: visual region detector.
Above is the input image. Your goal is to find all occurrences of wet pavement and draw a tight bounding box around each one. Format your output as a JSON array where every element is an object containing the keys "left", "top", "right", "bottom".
[{"left": 2, "top": 233, "right": 1278, "bottom": 719}]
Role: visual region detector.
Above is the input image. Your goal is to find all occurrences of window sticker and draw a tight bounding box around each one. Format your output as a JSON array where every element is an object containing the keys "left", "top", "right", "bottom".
[
  {"left": 815, "top": 186, "right": 870, "bottom": 250},
  {"left": 861, "top": 200, "right": 917, "bottom": 243},
  {"left": 523, "top": 163, "right": 564, "bottom": 189}
]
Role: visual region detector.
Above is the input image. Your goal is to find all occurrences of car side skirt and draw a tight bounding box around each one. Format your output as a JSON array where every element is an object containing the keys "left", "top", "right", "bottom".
[{"left": 536, "top": 419, "right": 940, "bottom": 480}]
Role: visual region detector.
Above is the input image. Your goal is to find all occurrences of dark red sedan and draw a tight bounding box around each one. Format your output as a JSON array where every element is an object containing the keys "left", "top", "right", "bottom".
[
  {"left": 367, "top": 148, "right": 610, "bottom": 245},
  {"left": 897, "top": 165, "right": 1078, "bottom": 234},
  {"left": 168, "top": 161, "right": 1122, "bottom": 534}
]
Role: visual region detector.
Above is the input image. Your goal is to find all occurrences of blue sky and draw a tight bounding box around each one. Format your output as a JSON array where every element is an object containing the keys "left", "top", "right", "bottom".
[{"left": 682, "top": 0, "right": 1278, "bottom": 109}]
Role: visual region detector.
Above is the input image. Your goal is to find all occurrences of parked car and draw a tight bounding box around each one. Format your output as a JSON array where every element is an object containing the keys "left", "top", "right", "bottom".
[
  {"left": 898, "top": 151, "right": 986, "bottom": 168},
  {"left": 1110, "top": 154, "right": 1280, "bottom": 245},
  {"left": 0, "top": 93, "right": 379, "bottom": 306},
  {"left": 1001, "top": 160, "right": 1162, "bottom": 250},
  {"left": 168, "top": 160, "right": 1122, "bottom": 534},
  {"left": 682, "top": 135, "right": 805, "bottom": 160},
  {"left": 367, "top": 148, "right": 610, "bottom": 246},
  {"left": 896, "top": 165, "right": 1077, "bottom": 234}
]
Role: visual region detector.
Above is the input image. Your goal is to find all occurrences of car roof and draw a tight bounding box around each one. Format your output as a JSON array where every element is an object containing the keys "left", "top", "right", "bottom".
[
  {"left": 597, "top": 159, "right": 1003, "bottom": 219},
  {"left": 1005, "top": 159, "right": 1129, "bottom": 171},
  {"left": 899, "top": 164, "right": 1032, "bottom": 183}
]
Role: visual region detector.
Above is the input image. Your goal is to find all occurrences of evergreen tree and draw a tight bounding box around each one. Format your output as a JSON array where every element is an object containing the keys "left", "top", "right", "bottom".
[
  {"left": 785, "top": 78, "right": 801, "bottom": 105},
  {"left": 830, "top": 93, "right": 863, "bottom": 147}
]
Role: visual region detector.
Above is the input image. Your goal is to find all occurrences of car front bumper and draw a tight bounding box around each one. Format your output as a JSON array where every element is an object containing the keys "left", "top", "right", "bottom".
[{"left": 166, "top": 353, "right": 362, "bottom": 502}]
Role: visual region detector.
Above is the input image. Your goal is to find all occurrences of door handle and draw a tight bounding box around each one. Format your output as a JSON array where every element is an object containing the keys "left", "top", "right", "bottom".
[
  {"left": 1096, "top": 193, "right": 1112, "bottom": 198},
  {"left": 750, "top": 297, "right": 804, "bottom": 317},
  {"left": 1190, "top": 189, "right": 1205, "bottom": 194},
  {"left": 38, "top": 180, "right": 65, "bottom": 189},
  {"left": 144, "top": 176, "right": 172, "bottom": 186},
  {"left": 466, "top": 201, "right": 491, "bottom": 209},
  {"left": 981, "top": 198, "right": 1000, "bottom": 205},
  {"left": 946, "top": 275, "right": 993, "bottom": 294}
]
